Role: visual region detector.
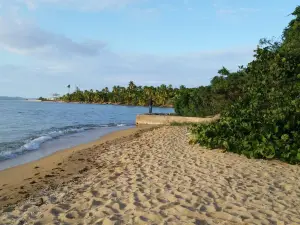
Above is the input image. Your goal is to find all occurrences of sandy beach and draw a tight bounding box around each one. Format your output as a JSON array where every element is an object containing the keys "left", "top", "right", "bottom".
[{"left": 1, "top": 126, "right": 300, "bottom": 225}]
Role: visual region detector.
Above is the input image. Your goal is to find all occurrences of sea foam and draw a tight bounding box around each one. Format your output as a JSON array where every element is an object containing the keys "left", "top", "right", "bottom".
[{"left": 0, "top": 123, "right": 129, "bottom": 161}]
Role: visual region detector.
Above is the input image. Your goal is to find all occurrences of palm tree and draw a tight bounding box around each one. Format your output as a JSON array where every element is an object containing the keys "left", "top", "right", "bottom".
[
  {"left": 128, "top": 81, "right": 136, "bottom": 91},
  {"left": 59, "top": 81, "right": 178, "bottom": 107}
]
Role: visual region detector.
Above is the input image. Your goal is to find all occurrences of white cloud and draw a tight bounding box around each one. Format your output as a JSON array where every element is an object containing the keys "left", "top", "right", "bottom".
[
  {"left": 0, "top": 18, "right": 106, "bottom": 58},
  {"left": 0, "top": 0, "right": 141, "bottom": 11},
  {"left": 0, "top": 43, "right": 254, "bottom": 96},
  {"left": 239, "top": 8, "right": 260, "bottom": 13},
  {"left": 0, "top": 6, "right": 255, "bottom": 97},
  {"left": 212, "top": 0, "right": 260, "bottom": 16},
  {"left": 217, "top": 7, "right": 260, "bottom": 15},
  {"left": 217, "top": 9, "right": 236, "bottom": 14}
]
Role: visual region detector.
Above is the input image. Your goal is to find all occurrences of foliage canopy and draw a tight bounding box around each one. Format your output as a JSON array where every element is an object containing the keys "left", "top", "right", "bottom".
[
  {"left": 189, "top": 6, "right": 300, "bottom": 164},
  {"left": 60, "top": 82, "right": 178, "bottom": 107}
]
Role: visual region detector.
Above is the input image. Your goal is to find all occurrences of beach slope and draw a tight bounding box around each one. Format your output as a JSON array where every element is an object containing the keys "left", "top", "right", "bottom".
[{"left": 1, "top": 126, "right": 300, "bottom": 224}]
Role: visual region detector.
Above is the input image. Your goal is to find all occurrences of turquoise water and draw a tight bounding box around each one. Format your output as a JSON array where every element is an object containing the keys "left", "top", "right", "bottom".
[{"left": 0, "top": 100, "right": 173, "bottom": 168}]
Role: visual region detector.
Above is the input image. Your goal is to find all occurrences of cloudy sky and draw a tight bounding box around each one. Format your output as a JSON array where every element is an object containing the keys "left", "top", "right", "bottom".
[{"left": 0, "top": 0, "right": 298, "bottom": 97}]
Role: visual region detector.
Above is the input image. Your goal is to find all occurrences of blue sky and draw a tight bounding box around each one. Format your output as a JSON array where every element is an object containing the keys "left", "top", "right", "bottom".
[{"left": 0, "top": 0, "right": 298, "bottom": 97}]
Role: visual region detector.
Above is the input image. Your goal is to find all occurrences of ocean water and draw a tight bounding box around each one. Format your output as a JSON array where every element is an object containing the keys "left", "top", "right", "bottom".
[{"left": 0, "top": 100, "right": 173, "bottom": 170}]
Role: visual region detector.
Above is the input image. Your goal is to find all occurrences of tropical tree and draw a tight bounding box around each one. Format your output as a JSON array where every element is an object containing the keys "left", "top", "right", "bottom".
[
  {"left": 67, "top": 84, "right": 71, "bottom": 94},
  {"left": 59, "top": 81, "right": 179, "bottom": 107},
  {"left": 190, "top": 5, "right": 300, "bottom": 164}
]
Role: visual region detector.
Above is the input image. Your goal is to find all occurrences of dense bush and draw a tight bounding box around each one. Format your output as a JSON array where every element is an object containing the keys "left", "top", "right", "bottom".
[
  {"left": 190, "top": 6, "right": 300, "bottom": 164},
  {"left": 174, "top": 87, "right": 224, "bottom": 117},
  {"left": 174, "top": 67, "right": 248, "bottom": 117}
]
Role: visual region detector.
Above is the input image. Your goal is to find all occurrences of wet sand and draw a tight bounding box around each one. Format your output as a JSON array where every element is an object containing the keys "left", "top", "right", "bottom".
[
  {"left": 1, "top": 126, "right": 300, "bottom": 225},
  {"left": 0, "top": 126, "right": 155, "bottom": 210},
  {"left": 0, "top": 126, "right": 133, "bottom": 171}
]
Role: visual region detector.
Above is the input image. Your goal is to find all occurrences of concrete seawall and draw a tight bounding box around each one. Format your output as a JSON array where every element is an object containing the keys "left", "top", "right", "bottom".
[{"left": 136, "top": 114, "right": 220, "bottom": 125}]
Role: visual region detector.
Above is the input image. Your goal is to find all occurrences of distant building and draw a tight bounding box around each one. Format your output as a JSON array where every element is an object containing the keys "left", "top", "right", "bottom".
[{"left": 48, "top": 93, "right": 60, "bottom": 101}]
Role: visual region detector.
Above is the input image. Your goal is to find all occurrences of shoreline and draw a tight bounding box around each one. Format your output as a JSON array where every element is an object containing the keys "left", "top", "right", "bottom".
[
  {"left": 0, "top": 125, "right": 157, "bottom": 209},
  {"left": 34, "top": 100, "right": 174, "bottom": 108},
  {"left": 0, "top": 126, "right": 299, "bottom": 224},
  {"left": 0, "top": 126, "right": 133, "bottom": 171}
]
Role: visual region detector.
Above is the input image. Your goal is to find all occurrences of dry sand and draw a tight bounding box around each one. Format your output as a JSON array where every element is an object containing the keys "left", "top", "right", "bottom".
[{"left": 0, "top": 126, "right": 300, "bottom": 225}]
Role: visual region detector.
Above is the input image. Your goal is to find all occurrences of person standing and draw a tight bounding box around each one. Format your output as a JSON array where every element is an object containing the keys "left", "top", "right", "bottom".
[{"left": 148, "top": 97, "right": 153, "bottom": 114}]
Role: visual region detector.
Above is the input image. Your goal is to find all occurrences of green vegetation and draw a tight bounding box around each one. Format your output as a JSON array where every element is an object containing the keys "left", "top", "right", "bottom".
[
  {"left": 189, "top": 6, "right": 300, "bottom": 164},
  {"left": 174, "top": 67, "right": 247, "bottom": 117},
  {"left": 173, "top": 48, "right": 250, "bottom": 117},
  {"left": 38, "top": 97, "right": 48, "bottom": 101},
  {"left": 170, "top": 122, "right": 198, "bottom": 127},
  {"left": 60, "top": 82, "right": 180, "bottom": 107},
  {"left": 174, "top": 87, "right": 219, "bottom": 117}
]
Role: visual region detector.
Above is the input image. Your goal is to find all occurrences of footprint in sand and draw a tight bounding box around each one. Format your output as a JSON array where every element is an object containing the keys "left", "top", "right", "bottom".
[
  {"left": 45, "top": 174, "right": 55, "bottom": 178},
  {"left": 50, "top": 207, "right": 63, "bottom": 217}
]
